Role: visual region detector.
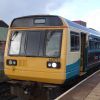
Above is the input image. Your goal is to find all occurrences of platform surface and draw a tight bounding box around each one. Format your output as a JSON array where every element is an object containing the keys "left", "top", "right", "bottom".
[{"left": 56, "top": 70, "right": 100, "bottom": 100}]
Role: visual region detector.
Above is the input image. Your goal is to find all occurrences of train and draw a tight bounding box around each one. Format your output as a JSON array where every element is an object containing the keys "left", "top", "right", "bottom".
[
  {"left": 4, "top": 15, "right": 100, "bottom": 99},
  {"left": 0, "top": 20, "right": 8, "bottom": 82}
]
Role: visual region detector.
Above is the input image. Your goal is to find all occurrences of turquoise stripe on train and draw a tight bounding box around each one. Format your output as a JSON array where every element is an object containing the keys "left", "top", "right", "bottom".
[{"left": 66, "top": 59, "right": 80, "bottom": 79}]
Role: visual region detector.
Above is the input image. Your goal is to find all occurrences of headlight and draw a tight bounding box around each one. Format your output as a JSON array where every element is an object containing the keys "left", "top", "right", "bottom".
[
  {"left": 47, "top": 62, "right": 61, "bottom": 69},
  {"left": 52, "top": 63, "right": 57, "bottom": 68},
  {"left": 8, "top": 60, "right": 13, "bottom": 65},
  {"left": 12, "top": 60, "right": 17, "bottom": 65},
  {"left": 6, "top": 59, "right": 17, "bottom": 66},
  {"left": 48, "top": 62, "right": 52, "bottom": 67}
]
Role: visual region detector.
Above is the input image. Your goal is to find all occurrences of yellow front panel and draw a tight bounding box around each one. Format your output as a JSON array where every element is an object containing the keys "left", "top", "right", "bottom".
[{"left": 4, "top": 27, "right": 67, "bottom": 84}]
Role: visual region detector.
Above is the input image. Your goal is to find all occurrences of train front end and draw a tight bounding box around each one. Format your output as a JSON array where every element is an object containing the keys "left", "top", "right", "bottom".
[{"left": 4, "top": 15, "right": 68, "bottom": 84}]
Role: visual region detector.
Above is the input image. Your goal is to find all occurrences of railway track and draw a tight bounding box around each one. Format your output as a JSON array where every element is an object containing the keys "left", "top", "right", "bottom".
[
  {"left": 0, "top": 82, "right": 17, "bottom": 100},
  {"left": 0, "top": 82, "right": 10, "bottom": 94}
]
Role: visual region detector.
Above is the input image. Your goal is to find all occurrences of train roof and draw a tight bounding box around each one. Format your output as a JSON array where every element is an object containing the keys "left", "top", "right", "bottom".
[
  {"left": 0, "top": 20, "right": 8, "bottom": 41},
  {"left": 0, "top": 20, "right": 8, "bottom": 28},
  {"left": 10, "top": 15, "right": 100, "bottom": 37},
  {"left": 0, "top": 27, "right": 8, "bottom": 41},
  {"left": 64, "top": 18, "right": 100, "bottom": 37}
]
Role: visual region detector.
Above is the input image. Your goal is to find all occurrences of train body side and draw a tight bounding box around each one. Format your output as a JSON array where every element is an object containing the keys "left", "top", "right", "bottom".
[{"left": 0, "top": 21, "right": 8, "bottom": 82}]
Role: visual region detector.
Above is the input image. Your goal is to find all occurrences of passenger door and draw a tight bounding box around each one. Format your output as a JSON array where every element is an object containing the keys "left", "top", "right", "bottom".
[{"left": 80, "top": 32, "right": 88, "bottom": 73}]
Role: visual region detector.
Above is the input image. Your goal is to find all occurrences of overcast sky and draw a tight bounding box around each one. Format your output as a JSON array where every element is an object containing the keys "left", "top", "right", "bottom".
[{"left": 0, "top": 0, "right": 100, "bottom": 31}]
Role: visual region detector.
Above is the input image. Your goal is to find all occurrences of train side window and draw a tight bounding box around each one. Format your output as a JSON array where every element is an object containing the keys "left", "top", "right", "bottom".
[
  {"left": 98, "top": 42, "right": 100, "bottom": 49},
  {"left": 89, "top": 41, "right": 93, "bottom": 49},
  {"left": 89, "top": 39, "right": 100, "bottom": 50},
  {"left": 70, "top": 31, "right": 80, "bottom": 51}
]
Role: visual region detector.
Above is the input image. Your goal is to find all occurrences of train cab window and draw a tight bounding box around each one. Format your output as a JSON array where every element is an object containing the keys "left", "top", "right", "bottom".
[
  {"left": 9, "top": 30, "right": 62, "bottom": 57},
  {"left": 9, "top": 31, "right": 22, "bottom": 55},
  {"left": 26, "top": 31, "right": 42, "bottom": 56},
  {"left": 70, "top": 31, "right": 80, "bottom": 51},
  {"left": 46, "top": 30, "right": 62, "bottom": 57}
]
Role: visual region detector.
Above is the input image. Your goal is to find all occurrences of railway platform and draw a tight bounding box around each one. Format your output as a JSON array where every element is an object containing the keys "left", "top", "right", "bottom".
[{"left": 56, "top": 70, "right": 100, "bottom": 100}]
